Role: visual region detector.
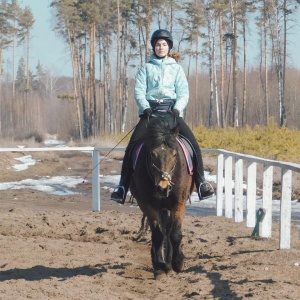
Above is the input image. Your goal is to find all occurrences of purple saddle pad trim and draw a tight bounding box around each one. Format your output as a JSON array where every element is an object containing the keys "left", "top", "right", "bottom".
[
  {"left": 132, "top": 139, "right": 193, "bottom": 175},
  {"left": 133, "top": 142, "right": 144, "bottom": 170},
  {"left": 176, "top": 137, "right": 194, "bottom": 175}
]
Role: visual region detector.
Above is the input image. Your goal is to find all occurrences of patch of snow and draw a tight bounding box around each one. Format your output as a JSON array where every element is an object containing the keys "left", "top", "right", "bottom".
[{"left": 13, "top": 155, "right": 37, "bottom": 171}]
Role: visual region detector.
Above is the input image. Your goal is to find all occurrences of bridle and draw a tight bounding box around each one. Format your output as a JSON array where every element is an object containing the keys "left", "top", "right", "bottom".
[
  {"left": 151, "top": 160, "right": 176, "bottom": 187},
  {"left": 145, "top": 101, "right": 179, "bottom": 193}
]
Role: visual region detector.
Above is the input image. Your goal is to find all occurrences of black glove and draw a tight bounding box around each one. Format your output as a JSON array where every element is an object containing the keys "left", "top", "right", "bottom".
[
  {"left": 143, "top": 108, "right": 152, "bottom": 117},
  {"left": 171, "top": 109, "right": 180, "bottom": 118}
]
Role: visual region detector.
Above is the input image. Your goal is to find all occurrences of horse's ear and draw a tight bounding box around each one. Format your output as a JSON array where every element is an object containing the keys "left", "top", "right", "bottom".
[{"left": 171, "top": 122, "right": 180, "bottom": 137}]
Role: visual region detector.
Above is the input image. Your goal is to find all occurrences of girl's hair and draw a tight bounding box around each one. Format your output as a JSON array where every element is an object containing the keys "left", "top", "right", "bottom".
[{"left": 168, "top": 52, "right": 181, "bottom": 62}]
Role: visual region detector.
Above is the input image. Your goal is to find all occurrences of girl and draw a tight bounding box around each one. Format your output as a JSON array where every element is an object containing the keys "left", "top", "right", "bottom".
[{"left": 111, "top": 29, "right": 214, "bottom": 204}]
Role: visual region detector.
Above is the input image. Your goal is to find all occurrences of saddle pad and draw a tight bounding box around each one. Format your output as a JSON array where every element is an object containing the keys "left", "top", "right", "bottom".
[
  {"left": 132, "top": 139, "right": 193, "bottom": 175},
  {"left": 132, "top": 142, "right": 144, "bottom": 170},
  {"left": 176, "top": 137, "right": 194, "bottom": 175}
]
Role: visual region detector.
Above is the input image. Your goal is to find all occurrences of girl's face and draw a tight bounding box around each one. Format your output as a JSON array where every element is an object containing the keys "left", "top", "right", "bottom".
[{"left": 154, "top": 39, "right": 169, "bottom": 57}]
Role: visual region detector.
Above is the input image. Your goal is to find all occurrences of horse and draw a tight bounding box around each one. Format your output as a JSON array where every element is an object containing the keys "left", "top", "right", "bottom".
[{"left": 130, "top": 113, "right": 194, "bottom": 279}]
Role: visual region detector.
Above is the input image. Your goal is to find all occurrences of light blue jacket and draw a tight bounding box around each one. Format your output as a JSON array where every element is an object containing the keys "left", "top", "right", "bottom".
[{"left": 134, "top": 54, "right": 189, "bottom": 117}]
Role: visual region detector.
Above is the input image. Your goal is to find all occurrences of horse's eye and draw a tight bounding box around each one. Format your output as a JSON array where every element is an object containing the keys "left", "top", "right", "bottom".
[{"left": 152, "top": 151, "right": 157, "bottom": 159}]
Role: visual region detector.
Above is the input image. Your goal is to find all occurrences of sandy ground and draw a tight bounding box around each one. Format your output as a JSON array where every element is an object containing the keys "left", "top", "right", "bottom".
[{"left": 0, "top": 151, "right": 300, "bottom": 299}]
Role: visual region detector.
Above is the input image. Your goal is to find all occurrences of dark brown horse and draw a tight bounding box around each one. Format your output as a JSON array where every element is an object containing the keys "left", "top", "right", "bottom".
[{"left": 130, "top": 114, "right": 194, "bottom": 279}]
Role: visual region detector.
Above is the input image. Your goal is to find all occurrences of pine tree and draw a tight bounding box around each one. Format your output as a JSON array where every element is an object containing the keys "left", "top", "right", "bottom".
[{"left": 15, "top": 57, "right": 26, "bottom": 92}]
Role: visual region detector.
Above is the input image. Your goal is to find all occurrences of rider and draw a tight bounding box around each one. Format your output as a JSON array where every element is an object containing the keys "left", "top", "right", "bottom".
[{"left": 111, "top": 29, "right": 214, "bottom": 204}]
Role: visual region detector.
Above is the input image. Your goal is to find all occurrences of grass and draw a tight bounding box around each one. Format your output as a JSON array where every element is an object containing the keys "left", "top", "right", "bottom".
[
  {"left": 84, "top": 119, "right": 300, "bottom": 163},
  {"left": 100, "top": 119, "right": 300, "bottom": 163},
  {"left": 193, "top": 120, "right": 300, "bottom": 163},
  {"left": 2, "top": 119, "right": 299, "bottom": 163}
]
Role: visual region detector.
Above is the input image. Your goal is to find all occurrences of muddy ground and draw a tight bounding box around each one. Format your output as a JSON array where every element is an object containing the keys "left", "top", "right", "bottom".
[{"left": 0, "top": 150, "right": 299, "bottom": 299}]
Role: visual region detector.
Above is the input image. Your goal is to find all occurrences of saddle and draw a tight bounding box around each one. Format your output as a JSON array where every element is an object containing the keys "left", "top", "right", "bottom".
[
  {"left": 132, "top": 136, "right": 194, "bottom": 175},
  {"left": 132, "top": 101, "right": 194, "bottom": 175}
]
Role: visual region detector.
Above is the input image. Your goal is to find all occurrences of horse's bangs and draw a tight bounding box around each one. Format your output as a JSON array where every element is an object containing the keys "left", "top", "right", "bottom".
[{"left": 144, "top": 117, "right": 177, "bottom": 149}]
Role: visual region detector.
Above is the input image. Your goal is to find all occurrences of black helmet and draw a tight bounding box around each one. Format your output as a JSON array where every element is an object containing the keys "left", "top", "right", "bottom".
[{"left": 150, "top": 29, "right": 173, "bottom": 50}]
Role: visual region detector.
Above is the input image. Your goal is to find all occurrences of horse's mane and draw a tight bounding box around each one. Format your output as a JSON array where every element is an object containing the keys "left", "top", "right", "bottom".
[{"left": 144, "top": 117, "right": 178, "bottom": 150}]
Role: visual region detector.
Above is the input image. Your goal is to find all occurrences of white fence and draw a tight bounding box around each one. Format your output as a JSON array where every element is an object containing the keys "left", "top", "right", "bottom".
[
  {"left": 201, "top": 149, "right": 300, "bottom": 250},
  {"left": 1, "top": 147, "right": 300, "bottom": 250}
]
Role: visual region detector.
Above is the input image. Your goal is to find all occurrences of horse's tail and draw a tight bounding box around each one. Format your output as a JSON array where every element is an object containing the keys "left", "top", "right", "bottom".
[{"left": 134, "top": 214, "right": 149, "bottom": 241}]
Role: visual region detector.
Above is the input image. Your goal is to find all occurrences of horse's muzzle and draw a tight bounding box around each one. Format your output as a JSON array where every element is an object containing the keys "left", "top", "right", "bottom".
[{"left": 157, "top": 181, "right": 173, "bottom": 197}]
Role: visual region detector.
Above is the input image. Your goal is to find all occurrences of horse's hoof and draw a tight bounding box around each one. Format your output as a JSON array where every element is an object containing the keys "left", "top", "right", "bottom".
[
  {"left": 172, "top": 254, "right": 185, "bottom": 273},
  {"left": 154, "top": 270, "right": 167, "bottom": 280}
]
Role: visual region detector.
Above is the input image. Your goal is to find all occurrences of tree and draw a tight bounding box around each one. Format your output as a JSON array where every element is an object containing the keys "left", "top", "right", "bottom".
[
  {"left": 6, "top": 0, "right": 22, "bottom": 98},
  {"left": 210, "top": 0, "right": 230, "bottom": 128},
  {"left": 239, "top": 1, "right": 256, "bottom": 126},
  {"left": 183, "top": 0, "right": 206, "bottom": 126},
  {"left": 15, "top": 56, "right": 26, "bottom": 92},
  {"left": 0, "top": 0, "right": 14, "bottom": 96},
  {"left": 18, "top": 5, "right": 34, "bottom": 93}
]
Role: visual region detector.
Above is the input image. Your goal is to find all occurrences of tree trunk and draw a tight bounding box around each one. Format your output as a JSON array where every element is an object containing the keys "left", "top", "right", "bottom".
[
  {"left": 208, "top": 9, "right": 214, "bottom": 128},
  {"left": 264, "top": 0, "right": 269, "bottom": 124},
  {"left": 274, "top": 5, "right": 284, "bottom": 126},
  {"left": 77, "top": 34, "right": 88, "bottom": 137},
  {"left": 121, "top": 23, "right": 128, "bottom": 133},
  {"left": 12, "top": 20, "right": 16, "bottom": 100},
  {"left": 282, "top": 0, "right": 287, "bottom": 124},
  {"left": 89, "top": 22, "right": 96, "bottom": 137},
  {"left": 242, "top": 20, "right": 247, "bottom": 127},
  {"left": 146, "top": 0, "right": 151, "bottom": 60},
  {"left": 212, "top": 14, "right": 219, "bottom": 128},
  {"left": 26, "top": 31, "right": 30, "bottom": 93},
  {"left": 232, "top": 0, "right": 238, "bottom": 128},
  {"left": 104, "top": 36, "right": 113, "bottom": 134},
  {"left": 67, "top": 27, "right": 83, "bottom": 141},
  {"left": 219, "top": 9, "right": 225, "bottom": 128},
  {"left": 116, "top": 0, "right": 121, "bottom": 131}
]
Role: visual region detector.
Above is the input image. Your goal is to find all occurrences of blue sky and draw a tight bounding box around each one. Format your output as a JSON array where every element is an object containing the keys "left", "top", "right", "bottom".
[
  {"left": 17, "top": 0, "right": 300, "bottom": 77},
  {"left": 18, "top": 0, "right": 72, "bottom": 76}
]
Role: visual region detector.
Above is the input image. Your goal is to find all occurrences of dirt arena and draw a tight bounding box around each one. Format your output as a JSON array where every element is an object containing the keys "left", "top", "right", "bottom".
[{"left": 0, "top": 150, "right": 299, "bottom": 299}]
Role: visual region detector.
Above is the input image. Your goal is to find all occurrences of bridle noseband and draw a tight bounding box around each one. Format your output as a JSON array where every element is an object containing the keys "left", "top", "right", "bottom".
[{"left": 151, "top": 160, "right": 176, "bottom": 187}]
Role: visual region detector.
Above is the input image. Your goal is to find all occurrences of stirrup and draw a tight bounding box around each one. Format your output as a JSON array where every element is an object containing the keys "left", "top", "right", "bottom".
[
  {"left": 111, "top": 185, "right": 126, "bottom": 204},
  {"left": 198, "top": 181, "right": 215, "bottom": 200}
]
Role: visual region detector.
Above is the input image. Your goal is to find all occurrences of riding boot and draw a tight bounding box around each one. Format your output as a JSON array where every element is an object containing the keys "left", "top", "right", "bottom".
[
  {"left": 192, "top": 145, "right": 215, "bottom": 200},
  {"left": 176, "top": 118, "right": 214, "bottom": 200},
  {"left": 194, "top": 170, "right": 215, "bottom": 200},
  {"left": 111, "top": 147, "right": 133, "bottom": 204}
]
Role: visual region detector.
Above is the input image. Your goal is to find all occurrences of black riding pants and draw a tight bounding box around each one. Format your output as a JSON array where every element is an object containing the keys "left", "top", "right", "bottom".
[{"left": 120, "top": 116, "right": 205, "bottom": 186}]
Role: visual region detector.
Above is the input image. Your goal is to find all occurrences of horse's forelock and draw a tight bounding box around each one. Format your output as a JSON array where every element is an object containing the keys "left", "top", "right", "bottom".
[{"left": 144, "top": 117, "right": 177, "bottom": 150}]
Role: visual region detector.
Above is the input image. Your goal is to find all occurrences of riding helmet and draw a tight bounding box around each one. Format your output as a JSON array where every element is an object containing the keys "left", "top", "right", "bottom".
[{"left": 150, "top": 29, "right": 173, "bottom": 50}]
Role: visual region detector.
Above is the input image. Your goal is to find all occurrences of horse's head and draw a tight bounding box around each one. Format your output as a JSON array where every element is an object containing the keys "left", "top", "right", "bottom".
[{"left": 144, "top": 116, "right": 180, "bottom": 197}]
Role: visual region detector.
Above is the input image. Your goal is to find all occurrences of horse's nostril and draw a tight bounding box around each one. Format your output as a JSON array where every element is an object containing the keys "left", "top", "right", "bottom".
[{"left": 157, "top": 184, "right": 172, "bottom": 196}]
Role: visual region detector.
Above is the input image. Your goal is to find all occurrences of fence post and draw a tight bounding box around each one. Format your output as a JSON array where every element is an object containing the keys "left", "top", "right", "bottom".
[
  {"left": 261, "top": 165, "right": 273, "bottom": 238},
  {"left": 235, "top": 158, "right": 243, "bottom": 222},
  {"left": 224, "top": 155, "right": 233, "bottom": 218},
  {"left": 92, "top": 149, "right": 100, "bottom": 212},
  {"left": 280, "top": 169, "right": 292, "bottom": 249},
  {"left": 216, "top": 153, "right": 224, "bottom": 216},
  {"left": 246, "top": 161, "right": 257, "bottom": 228}
]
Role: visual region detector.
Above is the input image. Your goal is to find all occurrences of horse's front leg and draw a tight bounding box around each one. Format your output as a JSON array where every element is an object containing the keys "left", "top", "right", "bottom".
[
  {"left": 150, "top": 211, "right": 172, "bottom": 279},
  {"left": 170, "top": 208, "right": 185, "bottom": 273}
]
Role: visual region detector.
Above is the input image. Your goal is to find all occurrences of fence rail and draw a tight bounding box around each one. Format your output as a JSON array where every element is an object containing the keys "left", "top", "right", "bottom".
[
  {"left": 201, "top": 148, "right": 300, "bottom": 250},
  {"left": 1, "top": 147, "right": 300, "bottom": 250}
]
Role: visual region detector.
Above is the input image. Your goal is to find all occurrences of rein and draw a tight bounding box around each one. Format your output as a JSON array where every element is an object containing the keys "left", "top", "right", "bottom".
[{"left": 144, "top": 102, "right": 179, "bottom": 191}]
